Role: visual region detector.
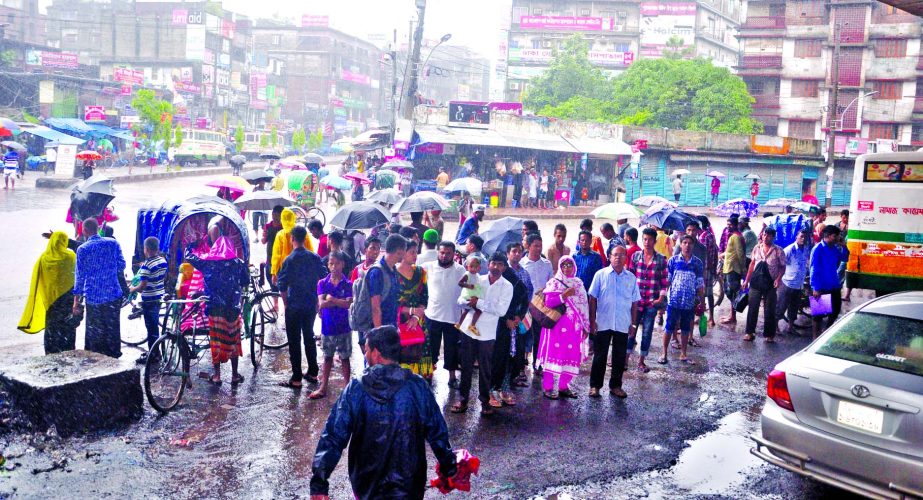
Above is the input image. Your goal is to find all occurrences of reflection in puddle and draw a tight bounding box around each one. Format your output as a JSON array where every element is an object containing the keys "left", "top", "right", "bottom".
[{"left": 671, "top": 410, "right": 762, "bottom": 494}]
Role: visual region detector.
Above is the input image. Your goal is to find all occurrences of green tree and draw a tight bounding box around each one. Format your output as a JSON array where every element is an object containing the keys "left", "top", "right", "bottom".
[
  {"left": 234, "top": 123, "right": 244, "bottom": 153},
  {"left": 608, "top": 58, "right": 762, "bottom": 134},
  {"left": 270, "top": 125, "right": 278, "bottom": 147},
  {"left": 259, "top": 134, "right": 269, "bottom": 148},
  {"left": 522, "top": 35, "right": 611, "bottom": 112},
  {"left": 174, "top": 125, "right": 184, "bottom": 148},
  {"left": 292, "top": 128, "right": 306, "bottom": 152},
  {"left": 540, "top": 95, "right": 615, "bottom": 123},
  {"left": 131, "top": 89, "right": 174, "bottom": 149},
  {"left": 663, "top": 35, "right": 695, "bottom": 60}
]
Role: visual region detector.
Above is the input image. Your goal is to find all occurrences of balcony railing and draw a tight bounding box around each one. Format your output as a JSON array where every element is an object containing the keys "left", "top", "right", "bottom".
[
  {"left": 740, "top": 55, "right": 783, "bottom": 69},
  {"left": 742, "top": 16, "right": 786, "bottom": 29},
  {"left": 752, "top": 95, "right": 781, "bottom": 109}
]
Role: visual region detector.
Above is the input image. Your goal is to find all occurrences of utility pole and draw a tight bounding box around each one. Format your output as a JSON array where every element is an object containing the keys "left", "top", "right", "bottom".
[
  {"left": 825, "top": 19, "right": 842, "bottom": 209},
  {"left": 390, "top": 29, "right": 397, "bottom": 142},
  {"left": 401, "top": 0, "right": 426, "bottom": 120}
]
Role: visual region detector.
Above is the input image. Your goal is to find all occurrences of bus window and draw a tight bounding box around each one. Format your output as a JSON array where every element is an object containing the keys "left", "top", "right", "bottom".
[{"left": 865, "top": 162, "right": 923, "bottom": 183}]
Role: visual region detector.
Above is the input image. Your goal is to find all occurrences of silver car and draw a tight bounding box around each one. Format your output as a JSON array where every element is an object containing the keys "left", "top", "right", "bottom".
[{"left": 752, "top": 292, "right": 923, "bottom": 499}]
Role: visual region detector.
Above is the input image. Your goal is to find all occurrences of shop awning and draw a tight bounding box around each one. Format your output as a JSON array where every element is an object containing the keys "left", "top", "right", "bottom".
[
  {"left": 20, "top": 125, "right": 85, "bottom": 145},
  {"left": 563, "top": 136, "right": 633, "bottom": 156},
  {"left": 87, "top": 123, "right": 135, "bottom": 141},
  {"left": 498, "top": 132, "right": 578, "bottom": 153},
  {"left": 415, "top": 125, "right": 512, "bottom": 148},
  {"left": 110, "top": 130, "right": 135, "bottom": 141},
  {"left": 44, "top": 118, "right": 98, "bottom": 137}
]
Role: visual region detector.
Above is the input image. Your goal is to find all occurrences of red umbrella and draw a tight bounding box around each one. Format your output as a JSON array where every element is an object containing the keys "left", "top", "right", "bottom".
[
  {"left": 343, "top": 172, "right": 372, "bottom": 185},
  {"left": 76, "top": 150, "right": 103, "bottom": 161},
  {"left": 0, "top": 117, "right": 20, "bottom": 137}
]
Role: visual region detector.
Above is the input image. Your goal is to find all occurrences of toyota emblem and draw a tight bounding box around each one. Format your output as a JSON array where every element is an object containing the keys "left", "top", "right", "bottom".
[{"left": 851, "top": 385, "right": 871, "bottom": 398}]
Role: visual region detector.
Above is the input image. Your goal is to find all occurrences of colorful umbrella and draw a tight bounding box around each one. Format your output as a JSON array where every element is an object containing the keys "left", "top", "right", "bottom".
[
  {"left": 329, "top": 201, "right": 391, "bottom": 230},
  {"left": 444, "top": 177, "right": 483, "bottom": 196},
  {"left": 591, "top": 202, "right": 642, "bottom": 220},
  {"left": 714, "top": 198, "right": 760, "bottom": 218},
  {"left": 320, "top": 175, "right": 352, "bottom": 190},
  {"left": 631, "top": 195, "right": 675, "bottom": 208},
  {"left": 641, "top": 202, "right": 698, "bottom": 232},
  {"left": 1, "top": 140, "right": 26, "bottom": 151},
  {"left": 206, "top": 175, "right": 251, "bottom": 193},
  {"left": 97, "top": 138, "right": 114, "bottom": 152},
  {"left": 390, "top": 191, "right": 450, "bottom": 213},
  {"left": 0, "top": 118, "right": 20, "bottom": 137},
  {"left": 76, "top": 150, "right": 103, "bottom": 161},
  {"left": 343, "top": 171, "right": 372, "bottom": 185}
]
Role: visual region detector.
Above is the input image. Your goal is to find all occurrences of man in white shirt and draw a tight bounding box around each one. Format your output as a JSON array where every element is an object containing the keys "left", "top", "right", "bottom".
[
  {"left": 672, "top": 175, "right": 683, "bottom": 203},
  {"left": 417, "top": 229, "right": 439, "bottom": 266},
  {"left": 45, "top": 146, "right": 57, "bottom": 174},
  {"left": 520, "top": 232, "right": 553, "bottom": 371},
  {"left": 450, "top": 252, "right": 513, "bottom": 415},
  {"left": 422, "top": 241, "right": 466, "bottom": 388}
]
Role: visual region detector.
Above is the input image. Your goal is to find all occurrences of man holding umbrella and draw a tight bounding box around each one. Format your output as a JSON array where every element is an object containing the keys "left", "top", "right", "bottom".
[
  {"left": 456, "top": 204, "right": 485, "bottom": 246},
  {"left": 3, "top": 145, "right": 19, "bottom": 189}
]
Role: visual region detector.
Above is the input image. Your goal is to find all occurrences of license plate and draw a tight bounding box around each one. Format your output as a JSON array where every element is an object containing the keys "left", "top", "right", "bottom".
[{"left": 836, "top": 400, "right": 884, "bottom": 434}]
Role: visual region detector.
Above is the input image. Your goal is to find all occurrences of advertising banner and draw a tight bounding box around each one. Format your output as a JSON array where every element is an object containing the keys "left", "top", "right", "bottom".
[
  {"left": 520, "top": 16, "right": 613, "bottom": 31},
  {"left": 26, "top": 51, "right": 79, "bottom": 69},
  {"left": 640, "top": 2, "right": 696, "bottom": 58},
  {"left": 84, "top": 105, "right": 106, "bottom": 122},
  {"left": 301, "top": 15, "right": 329, "bottom": 28},
  {"left": 57, "top": 144, "right": 77, "bottom": 178},
  {"left": 185, "top": 25, "right": 206, "bottom": 61},
  {"left": 508, "top": 48, "right": 634, "bottom": 66},
  {"left": 341, "top": 70, "right": 371, "bottom": 85},
  {"left": 113, "top": 67, "right": 143, "bottom": 85}
]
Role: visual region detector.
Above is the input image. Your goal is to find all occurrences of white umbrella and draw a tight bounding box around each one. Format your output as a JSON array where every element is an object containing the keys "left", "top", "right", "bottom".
[
  {"left": 745, "top": 173, "right": 761, "bottom": 180},
  {"left": 631, "top": 195, "right": 676, "bottom": 208},
  {"left": 444, "top": 177, "right": 483, "bottom": 196},
  {"left": 672, "top": 168, "right": 692, "bottom": 176},
  {"left": 591, "top": 202, "right": 642, "bottom": 220},
  {"left": 706, "top": 170, "right": 726, "bottom": 178}
]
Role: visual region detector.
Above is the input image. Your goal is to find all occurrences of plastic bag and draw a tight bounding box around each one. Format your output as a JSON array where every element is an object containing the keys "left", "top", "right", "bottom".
[
  {"left": 699, "top": 313, "right": 708, "bottom": 337},
  {"left": 431, "top": 449, "right": 480, "bottom": 494}
]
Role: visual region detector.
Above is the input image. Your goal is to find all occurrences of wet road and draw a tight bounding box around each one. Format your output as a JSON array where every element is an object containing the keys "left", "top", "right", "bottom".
[{"left": 0, "top": 180, "right": 862, "bottom": 498}]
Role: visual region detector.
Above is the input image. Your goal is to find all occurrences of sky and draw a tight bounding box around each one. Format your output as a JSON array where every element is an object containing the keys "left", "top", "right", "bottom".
[{"left": 220, "top": 0, "right": 511, "bottom": 61}]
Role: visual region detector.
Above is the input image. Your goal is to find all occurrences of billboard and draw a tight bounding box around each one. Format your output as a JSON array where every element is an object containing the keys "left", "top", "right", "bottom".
[
  {"left": 113, "top": 67, "right": 143, "bottom": 85},
  {"left": 520, "top": 16, "right": 614, "bottom": 31},
  {"left": 26, "top": 50, "right": 79, "bottom": 69},
  {"left": 640, "top": 2, "right": 696, "bottom": 58},
  {"left": 185, "top": 25, "right": 206, "bottom": 61},
  {"left": 301, "top": 15, "right": 329, "bottom": 28},
  {"left": 508, "top": 48, "right": 634, "bottom": 66},
  {"left": 84, "top": 105, "right": 106, "bottom": 122}
]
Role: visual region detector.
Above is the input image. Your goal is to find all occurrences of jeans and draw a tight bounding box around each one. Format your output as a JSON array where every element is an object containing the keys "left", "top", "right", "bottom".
[
  {"left": 252, "top": 211, "right": 267, "bottom": 232},
  {"left": 85, "top": 298, "right": 121, "bottom": 358},
  {"left": 459, "top": 335, "right": 494, "bottom": 405},
  {"left": 591, "top": 330, "right": 628, "bottom": 390},
  {"left": 746, "top": 285, "right": 778, "bottom": 338},
  {"left": 628, "top": 307, "right": 657, "bottom": 357},
  {"left": 285, "top": 307, "right": 318, "bottom": 381},
  {"left": 141, "top": 300, "right": 161, "bottom": 348},
  {"left": 491, "top": 324, "right": 513, "bottom": 391},
  {"left": 812, "top": 288, "right": 843, "bottom": 331},
  {"left": 512, "top": 331, "right": 528, "bottom": 379},
  {"left": 776, "top": 284, "right": 802, "bottom": 325},
  {"left": 426, "top": 318, "right": 460, "bottom": 371}
]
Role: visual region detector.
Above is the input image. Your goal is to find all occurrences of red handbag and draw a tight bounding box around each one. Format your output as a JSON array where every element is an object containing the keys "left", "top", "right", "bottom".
[{"left": 398, "top": 307, "right": 425, "bottom": 347}]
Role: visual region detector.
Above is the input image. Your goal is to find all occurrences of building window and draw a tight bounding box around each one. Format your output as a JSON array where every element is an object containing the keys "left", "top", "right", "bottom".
[
  {"left": 748, "top": 81, "right": 765, "bottom": 94},
  {"left": 791, "top": 79, "right": 819, "bottom": 97},
  {"left": 271, "top": 34, "right": 280, "bottom": 46},
  {"left": 874, "top": 39, "right": 907, "bottom": 58},
  {"left": 533, "top": 8, "right": 543, "bottom": 15},
  {"left": 868, "top": 123, "right": 899, "bottom": 141},
  {"left": 912, "top": 123, "right": 923, "bottom": 144},
  {"left": 872, "top": 81, "right": 902, "bottom": 99},
  {"left": 614, "top": 43, "right": 630, "bottom": 52},
  {"left": 763, "top": 125, "right": 778, "bottom": 136},
  {"left": 580, "top": 8, "right": 590, "bottom": 16},
  {"left": 793, "top": 39, "right": 822, "bottom": 58},
  {"left": 789, "top": 120, "right": 816, "bottom": 139}
]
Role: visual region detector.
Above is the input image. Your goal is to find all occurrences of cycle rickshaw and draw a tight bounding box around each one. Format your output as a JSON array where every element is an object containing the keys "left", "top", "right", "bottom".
[
  {"left": 284, "top": 170, "right": 326, "bottom": 227},
  {"left": 132, "top": 196, "right": 284, "bottom": 412}
]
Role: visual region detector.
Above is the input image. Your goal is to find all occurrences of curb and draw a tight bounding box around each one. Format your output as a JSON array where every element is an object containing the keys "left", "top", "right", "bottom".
[{"left": 33, "top": 166, "right": 264, "bottom": 189}]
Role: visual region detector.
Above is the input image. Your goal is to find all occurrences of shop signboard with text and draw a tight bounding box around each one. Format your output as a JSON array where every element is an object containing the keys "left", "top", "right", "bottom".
[
  {"left": 520, "top": 16, "right": 614, "bottom": 31},
  {"left": 113, "top": 67, "right": 144, "bottom": 85},
  {"left": 26, "top": 50, "right": 79, "bottom": 69},
  {"left": 508, "top": 48, "right": 633, "bottom": 66},
  {"left": 640, "top": 2, "right": 696, "bottom": 58},
  {"left": 84, "top": 105, "right": 106, "bottom": 122}
]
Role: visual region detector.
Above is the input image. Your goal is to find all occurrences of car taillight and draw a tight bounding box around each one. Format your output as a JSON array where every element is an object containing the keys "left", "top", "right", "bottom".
[{"left": 767, "top": 370, "right": 795, "bottom": 412}]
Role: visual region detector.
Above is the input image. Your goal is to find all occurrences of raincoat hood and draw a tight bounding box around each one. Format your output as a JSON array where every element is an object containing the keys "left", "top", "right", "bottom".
[
  {"left": 280, "top": 208, "right": 296, "bottom": 231},
  {"left": 19, "top": 231, "right": 76, "bottom": 334},
  {"left": 360, "top": 363, "right": 410, "bottom": 404},
  {"left": 204, "top": 236, "right": 238, "bottom": 261}
]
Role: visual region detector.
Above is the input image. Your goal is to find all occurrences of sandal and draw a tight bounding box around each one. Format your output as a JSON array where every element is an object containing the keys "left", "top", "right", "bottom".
[
  {"left": 657, "top": 357, "right": 668, "bottom": 365},
  {"left": 743, "top": 334, "right": 755, "bottom": 342},
  {"left": 671, "top": 340, "right": 681, "bottom": 350},
  {"left": 764, "top": 337, "right": 776, "bottom": 344},
  {"left": 679, "top": 357, "right": 696, "bottom": 365},
  {"left": 450, "top": 401, "right": 468, "bottom": 413},
  {"left": 277, "top": 380, "right": 302, "bottom": 389},
  {"left": 543, "top": 390, "right": 559, "bottom": 400},
  {"left": 638, "top": 363, "right": 651, "bottom": 374},
  {"left": 308, "top": 390, "right": 327, "bottom": 400},
  {"left": 231, "top": 374, "right": 245, "bottom": 385}
]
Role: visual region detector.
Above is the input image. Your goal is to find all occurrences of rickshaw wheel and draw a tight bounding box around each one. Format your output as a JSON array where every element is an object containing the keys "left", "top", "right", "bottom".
[
  {"left": 144, "top": 335, "right": 189, "bottom": 413},
  {"left": 250, "top": 292, "right": 287, "bottom": 349},
  {"left": 120, "top": 297, "right": 154, "bottom": 347},
  {"left": 305, "top": 206, "right": 326, "bottom": 227},
  {"left": 250, "top": 318, "right": 264, "bottom": 368}
]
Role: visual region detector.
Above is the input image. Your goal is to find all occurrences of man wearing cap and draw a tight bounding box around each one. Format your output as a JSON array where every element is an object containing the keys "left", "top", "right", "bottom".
[
  {"left": 456, "top": 204, "right": 485, "bottom": 246},
  {"left": 417, "top": 229, "right": 439, "bottom": 266}
]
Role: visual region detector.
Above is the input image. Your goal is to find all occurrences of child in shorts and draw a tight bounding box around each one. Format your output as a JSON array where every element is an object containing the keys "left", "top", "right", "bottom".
[
  {"left": 456, "top": 255, "right": 485, "bottom": 336},
  {"left": 312, "top": 251, "right": 353, "bottom": 399}
]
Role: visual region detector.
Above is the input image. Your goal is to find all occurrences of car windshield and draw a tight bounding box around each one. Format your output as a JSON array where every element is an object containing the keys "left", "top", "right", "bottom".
[{"left": 814, "top": 312, "right": 923, "bottom": 377}]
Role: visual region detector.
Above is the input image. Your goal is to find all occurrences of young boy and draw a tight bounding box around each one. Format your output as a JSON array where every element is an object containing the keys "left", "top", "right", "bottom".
[
  {"left": 311, "top": 251, "right": 353, "bottom": 399},
  {"left": 455, "top": 255, "right": 484, "bottom": 336},
  {"left": 130, "top": 236, "right": 167, "bottom": 363}
]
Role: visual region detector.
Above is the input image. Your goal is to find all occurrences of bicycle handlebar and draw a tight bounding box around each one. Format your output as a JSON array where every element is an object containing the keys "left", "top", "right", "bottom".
[{"left": 164, "top": 296, "right": 210, "bottom": 305}]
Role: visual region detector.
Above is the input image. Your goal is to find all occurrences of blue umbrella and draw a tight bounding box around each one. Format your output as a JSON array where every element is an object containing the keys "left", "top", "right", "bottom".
[
  {"left": 714, "top": 198, "right": 760, "bottom": 218},
  {"left": 641, "top": 202, "right": 697, "bottom": 232},
  {"left": 320, "top": 174, "right": 352, "bottom": 190},
  {"left": 479, "top": 217, "right": 525, "bottom": 256}
]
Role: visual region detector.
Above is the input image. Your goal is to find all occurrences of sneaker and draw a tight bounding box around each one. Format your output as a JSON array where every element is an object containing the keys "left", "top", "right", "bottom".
[
  {"left": 610, "top": 387, "right": 628, "bottom": 398},
  {"left": 127, "top": 306, "right": 143, "bottom": 320},
  {"left": 489, "top": 391, "right": 503, "bottom": 408},
  {"left": 135, "top": 352, "right": 149, "bottom": 365}
]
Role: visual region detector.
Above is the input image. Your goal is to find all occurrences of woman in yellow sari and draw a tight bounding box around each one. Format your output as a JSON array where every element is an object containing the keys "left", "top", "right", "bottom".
[{"left": 19, "top": 231, "right": 78, "bottom": 354}]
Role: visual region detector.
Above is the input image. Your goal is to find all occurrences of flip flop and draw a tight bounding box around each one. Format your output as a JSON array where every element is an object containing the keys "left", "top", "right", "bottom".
[
  {"left": 209, "top": 375, "right": 222, "bottom": 386},
  {"left": 450, "top": 402, "right": 468, "bottom": 413},
  {"left": 231, "top": 374, "right": 245, "bottom": 385},
  {"left": 680, "top": 357, "right": 696, "bottom": 365},
  {"left": 308, "top": 390, "right": 327, "bottom": 400},
  {"left": 277, "top": 380, "right": 302, "bottom": 389},
  {"left": 657, "top": 357, "right": 668, "bottom": 365}
]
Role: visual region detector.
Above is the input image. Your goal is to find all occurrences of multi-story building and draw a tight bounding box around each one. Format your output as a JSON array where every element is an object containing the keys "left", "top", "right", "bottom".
[
  {"left": 45, "top": 0, "right": 254, "bottom": 128},
  {"left": 505, "top": 0, "right": 743, "bottom": 102},
  {"left": 251, "top": 19, "right": 385, "bottom": 137},
  {"left": 739, "top": 0, "right": 922, "bottom": 146},
  {"left": 0, "top": 0, "right": 45, "bottom": 48}
]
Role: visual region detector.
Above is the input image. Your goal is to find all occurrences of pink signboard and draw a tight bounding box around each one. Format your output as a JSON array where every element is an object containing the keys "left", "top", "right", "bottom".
[
  {"left": 174, "top": 81, "right": 201, "bottom": 94},
  {"left": 171, "top": 9, "right": 188, "bottom": 25},
  {"left": 114, "top": 67, "right": 143, "bottom": 85},
  {"left": 857, "top": 201, "right": 874, "bottom": 211},
  {"left": 341, "top": 70, "right": 371, "bottom": 86},
  {"left": 640, "top": 2, "right": 697, "bottom": 16},
  {"left": 84, "top": 105, "right": 106, "bottom": 122},
  {"left": 520, "top": 16, "right": 610, "bottom": 31},
  {"left": 301, "top": 15, "right": 329, "bottom": 28},
  {"left": 416, "top": 143, "right": 444, "bottom": 155},
  {"left": 40, "top": 52, "right": 79, "bottom": 69}
]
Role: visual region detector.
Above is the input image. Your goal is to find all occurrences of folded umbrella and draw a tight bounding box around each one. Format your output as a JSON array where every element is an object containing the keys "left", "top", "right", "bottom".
[
  {"left": 241, "top": 169, "right": 274, "bottom": 185},
  {"left": 233, "top": 191, "right": 295, "bottom": 211},
  {"left": 366, "top": 188, "right": 403, "bottom": 206},
  {"left": 591, "top": 202, "right": 642, "bottom": 220},
  {"left": 714, "top": 198, "right": 760, "bottom": 218},
  {"left": 329, "top": 202, "right": 391, "bottom": 230},
  {"left": 641, "top": 202, "right": 698, "bottom": 232},
  {"left": 390, "top": 191, "right": 449, "bottom": 213},
  {"left": 479, "top": 217, "right": 525, "bottom": 256}
]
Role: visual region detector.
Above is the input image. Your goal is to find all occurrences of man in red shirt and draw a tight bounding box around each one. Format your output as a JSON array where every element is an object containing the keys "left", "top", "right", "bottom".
[{"left": 624, "top": 227, "right": 641, "bottom": 262}]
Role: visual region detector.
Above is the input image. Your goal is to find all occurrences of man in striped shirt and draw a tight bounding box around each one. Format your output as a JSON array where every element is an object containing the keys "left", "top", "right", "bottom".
[
  {"left": 130, "top": 236, "right": 167, "bottom": 363},
  {"left": 3, "top": 147, "right": 18, "bottom": 189},
  {"left": 627, "top": 228, "right": 669, "bottom": 373}
]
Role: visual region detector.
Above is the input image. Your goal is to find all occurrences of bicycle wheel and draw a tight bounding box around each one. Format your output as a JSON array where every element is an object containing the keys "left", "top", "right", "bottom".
[
  {"left": 144, "top": 335, "right": 189, "bottom": 413},
  {"left": 290, "top": 206, "right": 309, "bottom": 227},
  {"left": 712, "top": 276, "right": 725, "bottom": 307},
  {"left": 120, "top": 300, "right": 150, "bottom": 347},
  {"left": 306, "top": 206, "right": 326, "bottom": 227},
  {"left": 250, "top": 292, "right": 288, "bottom": 349}
]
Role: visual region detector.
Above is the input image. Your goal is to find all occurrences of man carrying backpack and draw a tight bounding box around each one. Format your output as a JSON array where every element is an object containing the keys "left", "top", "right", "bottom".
[{"left": 349, "top": 234, "right": 407, "bottom": 352}]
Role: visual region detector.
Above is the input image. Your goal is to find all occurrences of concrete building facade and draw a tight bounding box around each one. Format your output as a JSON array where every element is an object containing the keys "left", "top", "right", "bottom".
[
  {"left": 504, "top": 0, "right": 743, "bottom": 103},
  {"left": 739, "top": 0, "right": 923, "bottom": 148}
]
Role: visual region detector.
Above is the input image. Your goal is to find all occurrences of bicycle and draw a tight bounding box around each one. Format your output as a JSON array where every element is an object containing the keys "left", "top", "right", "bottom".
[
  {"left": 144, "top": 295, "right": 209, "bottom": 413},
  {"left": 120, "top": 276, "right": 152, "bottom": 347},
  {"left": 243, "top": 264, "right": 287, "bottom": 368},
  {"left": 290, "top": 205, "right": 325, "bottom": 228}
]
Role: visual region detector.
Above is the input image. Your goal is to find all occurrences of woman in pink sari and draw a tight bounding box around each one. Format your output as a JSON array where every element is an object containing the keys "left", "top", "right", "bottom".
[{"left": 537, "top": 255, "right": 590, "bottom": 399}]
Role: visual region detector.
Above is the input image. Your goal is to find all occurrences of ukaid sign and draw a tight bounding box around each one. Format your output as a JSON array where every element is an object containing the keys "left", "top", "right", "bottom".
[{"left": 640, "top": 2, "right": 696, "bottom": 58}]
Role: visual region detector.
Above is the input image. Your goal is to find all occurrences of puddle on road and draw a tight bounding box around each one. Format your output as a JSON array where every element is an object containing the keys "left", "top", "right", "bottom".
[{"left": 536, "top": 409, "right": 765, "bottom": 499}]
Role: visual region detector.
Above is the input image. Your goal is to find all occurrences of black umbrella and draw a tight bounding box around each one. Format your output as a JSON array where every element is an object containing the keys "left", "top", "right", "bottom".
[
  {"left": 640, "top": 202, "right": 698, "bottom": 232},
  {"left": 241, "top": 169, "right": 273, "bottom": 185},
  {"left": 233, "top": 191, "right": 295, "bottom": 211},
  {"left": 259, "top": 152, "right": 281, "bottom": 160},
  {"left": 329, "top": 202, "right": 391, "bottom": 230},
  {"left": 70, "top": 174, "right": 115, "bottom": 220},
  {"left": 480, "top": 216, "right": 525, "bottom": 256},
  {"left": 229, "top": 154, "right": 247, "bottom": 166}
]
